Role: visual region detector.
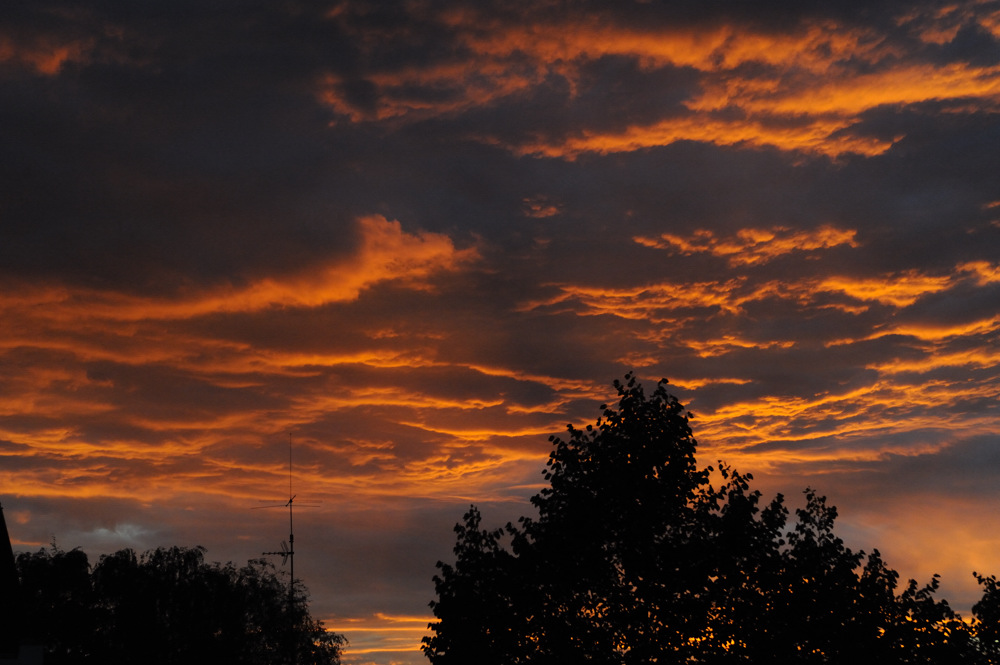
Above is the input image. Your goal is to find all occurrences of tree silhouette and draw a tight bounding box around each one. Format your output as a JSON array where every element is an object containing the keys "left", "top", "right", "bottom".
[
  {"left": 973, "top": 573, "right": 1000, "bottom": 664},
  {"left": 424, "top": 374, "right": 991, "bottom": 663},
  {"left": 16, "top": 544, "right": 344, "bottom": 665},
  {"left": 16, "top": 544, "right": 93, "bottom": 661}
]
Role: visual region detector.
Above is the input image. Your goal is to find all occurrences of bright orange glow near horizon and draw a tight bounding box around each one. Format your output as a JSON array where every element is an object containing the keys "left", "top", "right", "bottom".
[{"left": 3, "top": 2, "right": 1000, "bottom": 664}]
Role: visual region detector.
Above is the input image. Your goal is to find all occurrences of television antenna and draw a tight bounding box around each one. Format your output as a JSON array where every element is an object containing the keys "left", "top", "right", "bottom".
[{"left": 254, "top": 434, "right": 320, "bottom": 603}]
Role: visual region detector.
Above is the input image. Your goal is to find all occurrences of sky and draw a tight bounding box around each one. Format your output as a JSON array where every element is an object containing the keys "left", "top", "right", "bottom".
[{"left": 2, "top": 0, "right": 1000, "bottom": 662}]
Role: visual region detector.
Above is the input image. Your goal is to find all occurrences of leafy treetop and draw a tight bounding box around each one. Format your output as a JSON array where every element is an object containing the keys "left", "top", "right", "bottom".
[{"left": 424, "top": 374, "right": 998, "bottom": 664}]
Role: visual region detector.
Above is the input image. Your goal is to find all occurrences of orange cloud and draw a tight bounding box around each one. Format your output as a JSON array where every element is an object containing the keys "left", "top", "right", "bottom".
[
  {"left": 0, "top": 215, "right": 495, "bottom": 508},
  {"left": 522, "top": 196, "right": 562, "bottom": 218},
  {"left": 521, "top": 258, "right": 997, "bottom": 344},
  {"left": 686, "top": 337, "right": 796, "bottom": 359},
  {"left": 334, "top": 613, "right": 431, "bottom": 661},
  {"left": 533, "top": 279, "right": 748, "bottom": 319},
  {"left": 446, "top": 13, "right": 883, "bottom": 74},
  {"left": 689, "top": 62, "right": 1000, "bottom": 117},
  {"left": 318, "top": 9, "right": 1000, "bottom": 158},
  {"left": 960, "top": 260, "right": 1000, "bottom": 284},
  {"left": 1, "top": 215, "right": 476, "bottom": 326},
  {"left": 0, "top": 35, "right": 93, "bottom": 74},
  {"left": 869, "top": 339, "right": 1000, "bottom": 374},
  {"left": 524, "top": 271, "right": 870, "bottom": 324},
  {"left": 635, "top": 225, "right": 858, "bottom": 266},
  {"left": 818, "top": 272, "right": 955, "bottom": 307},
  {"left": 694, "top": 381, "right": 978, "bottom": 463},
  {"left": 507, "top": 115, "right": 897, "bottom": 159}
]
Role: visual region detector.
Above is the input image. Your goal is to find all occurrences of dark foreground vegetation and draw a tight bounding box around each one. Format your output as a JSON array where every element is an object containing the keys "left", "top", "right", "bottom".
[
  {"left": 425, "top": 374, "right": 1000, "bottom": 664},
  {"left": 15, "top": 544, "right": 343, "bottom": 664}
]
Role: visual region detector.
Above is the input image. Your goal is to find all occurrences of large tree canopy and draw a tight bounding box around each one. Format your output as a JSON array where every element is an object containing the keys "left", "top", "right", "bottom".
[
  {"left": 16, "top": 544, "right": 344, "bottom": 665},
  {"left": 424, "top": 374, "right": 999, "bottom": 664}
]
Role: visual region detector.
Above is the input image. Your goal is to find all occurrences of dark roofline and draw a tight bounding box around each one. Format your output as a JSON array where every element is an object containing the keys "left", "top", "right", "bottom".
[{"left": 0, "top": 502, "right": 24, "bottom": 657}]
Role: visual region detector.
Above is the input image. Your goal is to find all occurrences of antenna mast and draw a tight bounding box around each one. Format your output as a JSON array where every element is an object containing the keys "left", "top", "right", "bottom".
[
  {"left": 258, "top": 434, "right": 319, "bottom": 596},
  {"left": 261, "top": 436, "right": 296, "bottom": 599},
  {"left": 256, "top": 434, "right": 319, "bottom": 665}
]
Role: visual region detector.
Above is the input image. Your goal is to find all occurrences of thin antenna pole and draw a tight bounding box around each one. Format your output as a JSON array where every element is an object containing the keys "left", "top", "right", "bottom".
[{"left": 256, "top": 434, "right": 319, "bottom": 665}]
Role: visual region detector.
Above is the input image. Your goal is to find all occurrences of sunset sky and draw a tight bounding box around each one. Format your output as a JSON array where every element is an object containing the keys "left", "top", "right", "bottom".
[{"left": 3, "top": 0, "right": 1000, "bottom": 662}]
